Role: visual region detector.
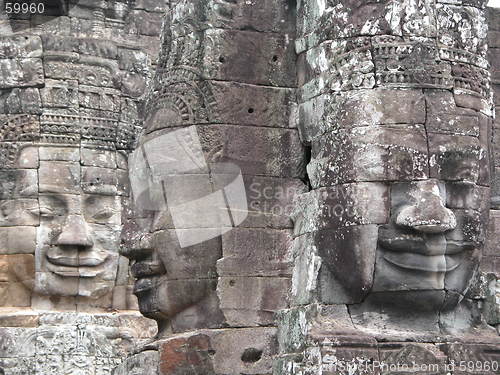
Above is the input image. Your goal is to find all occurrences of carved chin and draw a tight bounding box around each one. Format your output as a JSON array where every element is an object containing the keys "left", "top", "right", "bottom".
[{"left": 135, "top": 277, "right": 216, "bottom": 323}]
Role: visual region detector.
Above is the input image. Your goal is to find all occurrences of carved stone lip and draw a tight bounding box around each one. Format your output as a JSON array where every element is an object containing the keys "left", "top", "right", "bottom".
[
  {"left": 382, "top": 251, "right": 464, "bottom": 272},
  {"left": 131, "top": 261, "right": 165, "bottom": 279},
  {"left": 46, "top": 255, "right": 107, "bottom": 267},
  {"left": 46, "top": 252, "right": 110, "bottom": 277},
  {"left": 378, "top": 229, "right": 474, "bottom": 255},
  {"left": 134, "top": 277, "right": 154, "bottom": 294}
]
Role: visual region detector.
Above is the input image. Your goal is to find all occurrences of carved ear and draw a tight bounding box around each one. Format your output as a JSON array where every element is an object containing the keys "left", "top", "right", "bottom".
[{"left": 0, "top": 201, "right": 9, "bottom": 220}]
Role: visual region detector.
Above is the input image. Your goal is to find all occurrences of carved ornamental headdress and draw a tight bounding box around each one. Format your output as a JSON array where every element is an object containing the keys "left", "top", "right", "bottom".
[{"left": 0, "top": 113, "right": 138, "bottom": 168}]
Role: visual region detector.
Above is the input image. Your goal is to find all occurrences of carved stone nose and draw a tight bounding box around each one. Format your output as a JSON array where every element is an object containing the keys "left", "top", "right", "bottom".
[
  {"left": 56, "top": 215, "right": 94, "bottom": 248},
  {"left": 396, "top": 181, "right": 457, "bottom": 234}
]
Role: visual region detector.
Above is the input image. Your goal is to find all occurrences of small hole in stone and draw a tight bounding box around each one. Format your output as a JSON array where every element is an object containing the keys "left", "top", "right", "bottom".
[
  {"left": 241, "top": 348, "right": 262, "bottom": 363},
  {"left": 229, "top": 280, "right": 235, "bottom": 286},
  {"left": 248, "top": 108, "right": 254, "bottom": 114},
  {"left": 272, "top": 55, "right": 278, "bottom": 62},
  {"left": 219, "top": 56, "right": 225, "bottom": 63}
]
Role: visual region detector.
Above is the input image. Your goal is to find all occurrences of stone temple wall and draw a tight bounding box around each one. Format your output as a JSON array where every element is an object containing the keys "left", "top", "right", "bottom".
[
  {"left": 485, "top": 7, "right": 500, "bottom": 276},
  {"left": 0, "top": 1, "right": 166, "bottom": 374}
]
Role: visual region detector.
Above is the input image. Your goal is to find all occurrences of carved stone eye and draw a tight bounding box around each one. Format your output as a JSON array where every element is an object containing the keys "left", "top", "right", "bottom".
[
  {"left": 38, "top": 207, "right": 55, "bottom": 219},
  {"left": 92, "top": 209, "right": 114, "bottom": 221}
]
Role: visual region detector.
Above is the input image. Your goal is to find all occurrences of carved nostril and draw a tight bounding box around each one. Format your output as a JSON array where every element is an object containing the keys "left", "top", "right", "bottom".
[{"left": 396, "top": 204, "right": 457, "bottom": 233}]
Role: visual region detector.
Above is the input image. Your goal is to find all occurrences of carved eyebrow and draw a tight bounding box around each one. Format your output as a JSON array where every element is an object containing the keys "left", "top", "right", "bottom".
[
  {"left": 438, "top": 149, "right": 479, "bottom": 158},
  {"left": 38, "top": 192, "right": 66, "bottom": 201},
  {"left": 39, "top": 185, "right": 69, "bottom": 194}
]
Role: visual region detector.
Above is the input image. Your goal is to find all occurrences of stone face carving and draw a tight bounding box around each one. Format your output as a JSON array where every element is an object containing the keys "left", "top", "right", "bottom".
[
  {"left": 290, "top": 0, "right": 495, "bottom": 331},
  {"left": 119, "top": 0, "right": 307, "bottom": 373},
  {"left": 275, "top": 1, "right": 500, "bottom": 374},
  {"left": 0, "top": 1, "right": 166, "bottom": 374}
]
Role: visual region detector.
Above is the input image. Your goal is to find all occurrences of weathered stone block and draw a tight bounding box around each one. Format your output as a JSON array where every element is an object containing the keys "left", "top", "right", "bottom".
[
  {"left": 437, "top": 4, "right": 488, "bottom": 58},
  {"left": 0, "top": 169, "right": 37, "bottom": 199},
  {"left": 441, "top": 343, "right": 500, "bottom": 374},
  {"left": 211, "top": 81, "right": 296, "bottom": 128},
  {"left": 158, "top": 333, "right": 216, "bottom": 375},
  {"left": 170, "top": 0, "right": 294, "bottom": 34},
  {"left": 0, "top": 312, "right": 38, "bottom": 327},
  {"left": 39, "top": 161, "right": 81, "bottom": 194},
  {"left": 141, "top": 125, "right": 306, "bottom": 178},
  {"left": 4, "top": 87, "right": 42, "bottom": 114},
  {"left": 114, "top": 350, "right": 159, "bottom": 375},
  {"left": 78, "top": 38, "right": 119, "bottom": 59},
  {"left": 0, "top": 226, "right": 36, "bottom": 254},
  {"left": 297, "top": 0, "right": 436, "bottom": 52},
  {"left": 202, "top": 29, "right": 296, "bottom": 87},
  {"left": 429, "top": 133, "right": 486, "bottom": 184},
  {"left": 210, "top": 327, "right": 278, "bottom": 374},
  {"left": 130, "top": 10, "right": 164, "bottom": 36},
  {"left": 218, "top": 276, "right": 290, "bottom": 326},
  {"left": 39, "top": 146, "right": 80, "bottom": 162},
  {"left": 81, "top": 166, "right": 118, "bottom": 195},
  {"left": 80, "top": 147, "right": 116, "bottom": 168},
  {"left": 0, "top": 58, "right": 44, "bottom": 88},
  {"left": 308, "top": 126, "right": 428, "bottom": 187},
  {"left": 31, "top": 15, "right": 71, "bottom": 35},
  {"left": 218, "top": 228, "right": 293, "bottom": 277},
  {"left": 118, "top": 47, "right": 149, "bottom": 73},
  {"left": 426, "top": 90, "right": 481, "bottom": 137},
  {"left": 0, "top": 254, "right": 34, "bottom": 307},
  {"left": 292, "top": 183, "right": 389, "bottom": 236},
  {"left": 0, "top": 35, "right": 42, "bottom": 58},
  {"left": 0, "top": 199, "right": 39, "bottom": 227},
  {"left": 290, "top": 233, "right": 321, "bottom": 305},
  {"left": 242, "top": 176, "right": 308, "bottom": 229},
  {"left": 40, "top": 79, "right": 79, "bottom": 109},
  {"left": 484, "top": 210, "right": 500, "bottom": 257},
  {"left": 135, "top": 0, "right": 169, "bottom": 12},
  {"left": 298, "top": 89, "right": 425, "bottom": 142},
  {"left": 16, "top": 145, "right": 39, "bottom": 168}
]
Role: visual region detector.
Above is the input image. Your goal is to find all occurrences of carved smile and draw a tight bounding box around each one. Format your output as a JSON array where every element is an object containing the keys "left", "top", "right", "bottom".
[
  {"left": 45, "top": 252, "right": 110, "bottom": 277},
  {"left": 46, "top": 255, "right": 107, "bottom": 267},
  {"left": 377, "top": 228, "right": 475, "bottom": 272},
  {"left": 382, "top": 251, "right": 464, "bottom": 272}
]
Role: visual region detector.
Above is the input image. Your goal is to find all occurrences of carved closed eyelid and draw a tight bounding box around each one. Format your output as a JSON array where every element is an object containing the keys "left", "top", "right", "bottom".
[
  {"left": 39, "top": 207, "right": 57, "bottom": 217},
  {"left": 91, "top": 209, "right": 114, "bottom": 220}
]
